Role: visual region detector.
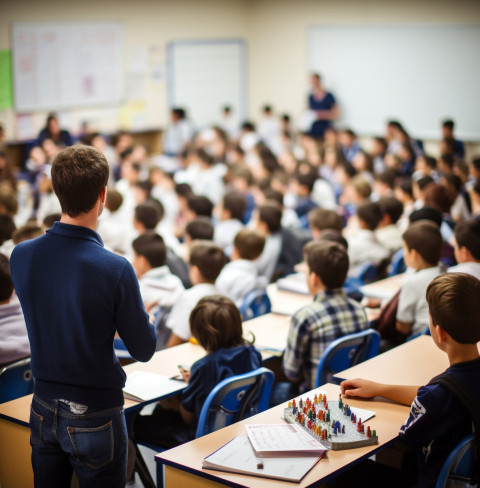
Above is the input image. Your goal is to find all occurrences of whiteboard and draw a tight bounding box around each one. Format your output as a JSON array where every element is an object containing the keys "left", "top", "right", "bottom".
[
  {"left": 12, "top": 23, "right": 124, "bottom": 112},
  {"left": 167, "top": 39, "right": 246, "bottom": 128},
  {"left": 308, "top": 24, "right": 480, "bottom": 140}
]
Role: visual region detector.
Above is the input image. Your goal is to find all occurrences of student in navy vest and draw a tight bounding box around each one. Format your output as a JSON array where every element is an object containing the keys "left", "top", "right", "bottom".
[{"left": 308, "top": 73, "right": 339, "bottom": 140}]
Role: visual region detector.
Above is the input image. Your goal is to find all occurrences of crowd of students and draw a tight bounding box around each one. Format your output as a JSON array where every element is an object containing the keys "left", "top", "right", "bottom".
[{"left": 0, "top": 102, "right": 480, "bottom": 487}]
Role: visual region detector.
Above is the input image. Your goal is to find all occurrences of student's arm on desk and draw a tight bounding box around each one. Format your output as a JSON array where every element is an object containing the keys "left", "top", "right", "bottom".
[
  {"left": 341, "top": 379, "right": 419, "bottom": 406},
  {"left": 396, "top": 320, "right": 412, "bottom": 336}
]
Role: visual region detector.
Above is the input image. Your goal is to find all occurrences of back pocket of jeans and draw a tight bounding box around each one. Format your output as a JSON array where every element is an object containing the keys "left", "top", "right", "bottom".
[
  {"left": 67, "top": 420, "right": 114, "bottom": 470},
  {"left": 30, "top": 407, "right": 44, "bottom": 445}
]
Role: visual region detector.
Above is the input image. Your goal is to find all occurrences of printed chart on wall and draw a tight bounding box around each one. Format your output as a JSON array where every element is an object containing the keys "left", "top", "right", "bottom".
[
  {"left": 167, "top": 39, "right": 247, "bottom": 128},
  {"left": 12, "top": 23, "right": 124, "bottom": 112}
]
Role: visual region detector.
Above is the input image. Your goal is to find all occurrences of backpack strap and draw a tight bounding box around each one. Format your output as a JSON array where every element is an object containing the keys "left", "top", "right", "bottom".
[{"left": 429, "top": 374, "right": 480, "bottom": 481}]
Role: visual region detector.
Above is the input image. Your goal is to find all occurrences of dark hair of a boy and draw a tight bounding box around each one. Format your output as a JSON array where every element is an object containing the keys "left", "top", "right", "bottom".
[
  {"left": 189, "top": 295, "right": 247, "bottom": 353},
  {"left": 0, "top": 253, "right": 13, "bottom": 301},
  {"left": 187, "top": 195, "right": 214, "bottom": 218},
  {"left": 374, "top": 168, "right": 397, "bottom": 189},
  {"left": 378, "top": 197, "right": 403, "bottom": 224},
  {"left": 0, "top": 214, "right": 16, "bottom": 245},
  {"left": 403, "top": 220, "right": 442, "bottom": 266},
  {"left": 185, "top": 218, "right": 214, "bottom": 241},
  {"left": 175, "top": 183, "right": 193, "bottom": 198},
  {"left": 234, "top": 229, "right": 266, "bottom": 261},
  {"left": 105, "top": 189, "right": 123, "bottom": 213},
  {"left": 318, "top": 229, "right": 348, "bottom": 250},
  {"left": 423, "top": 183, "right": 454, "bottom": 214},
  {"left": 223, "top": 192, "right": 246, "bottom": 221},
  {"left": 454, "top": 219, "right": 480, "bottom": 261},
  {"left": 132, "top": 233, "right": 166, "bottom": 269},
  {"left": 232, "top": 165, "right": 254, "bottom": 186},
  {"left": 134, "top": 203, "right": 160, "bottom": 230},
  {"left": 308, "top": 208, "right": 343, "bottom": 232},
  {"left": 356, "top": 201, "right": 383, "bottom": 231},
  {"left": 51, "top": 146, "right": 109, "bottom": 218},
  {"left": 416, "top": 175, "right": 434, "bottom": 191},
  {"left": 426, "top": 273, "right": 480, "bottom": 344},
  {"left": 303, "top": 240, "right": 349, "bottom": 289},
  {"left": 258, "top": 202, "right": 282, "bottom": 234},
  {"left": 189, "top": 242, "right": 226, "bottom": 282}
]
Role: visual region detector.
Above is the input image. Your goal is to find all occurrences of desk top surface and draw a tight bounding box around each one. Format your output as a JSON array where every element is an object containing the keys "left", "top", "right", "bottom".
[
  {"left": 334, "top": 335, "right": 449, "bottom": 385},
  {"left": 156, "top": 383, "right": 410, "bottom": 488}
]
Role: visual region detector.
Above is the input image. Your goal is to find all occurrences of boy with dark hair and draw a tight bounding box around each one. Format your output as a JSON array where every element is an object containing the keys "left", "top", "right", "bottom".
[
  {"left": 132, "top": 233, "right": 184, "bottom": 315},
  {"left": 213, "top": 191, "right": 245, "bottom": 251},
  {"left": 134, "top": 201, "right": 161, "bottom": 233},
  {"left": 448, "top": 219, "right": 480, "bottom": 280},
  {"left": 347, "top": 201, "right": 389, "bottom": 277},
  {"left": 0, "top": 253, "right": 30, "bottom": 366},
  {"left": 441, "top": 119, "right": 464, "bottom": 160},
  {"left": 185, "top": 217, "right": 214, "bottom": 243},
  {"left": 10, "top": 145, "right": 156, "bottom": 487},
  {"left": 341, "top": 273, "right": 480, "bottom": 488},
  {"left": 282, "top": 240, "right": 368, "bottom": 394},
  {"left": 166, "top": 242, "right": 226, "bottom": 347},
  {"left": 308, "top": 208, "right": 343, "bottom": 240},
  {"left": 375, "top": 196, "right": 404, "bottom": 253},
  {"left": 396, "top": 220, "right": 443, "bottom": 337},
  {"left": 186, "top": 194, "right": 214, "bottom": 220},
  {"left": 216, "top": 229, "right": 267, "bottom": 306}
]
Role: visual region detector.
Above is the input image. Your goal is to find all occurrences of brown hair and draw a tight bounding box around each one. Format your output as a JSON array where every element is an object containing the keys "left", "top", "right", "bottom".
[
  {"left": 51, "top": 145, "right": 109, "bottom": 217},
  {"left": 258, "top": 202, "right": 282, "bottom": 233},
  {"left": 132, "top": 233, "right": 166, "bottom": 268},
  {"left": 0, "top": 253, "right": 13, "bottom": 301},
  {"left": 454, "top": 219, "right": 480, "bottom": 261},
  {"left": 403, "top": 220, "right": 442, "bottom": 266},
  {"left": 234, "top": 229, "right": 266, "bottom": 261},
  {"left": 105, "top": 189, "right": 123, "bottom": 213},
  {"left": 303, "top": 240, "right": 349, "bottom": 289},
  {"left": 356, "top": 201, "right": 383, "bottom": 231},
  {"left": 308, "top": 208, "right": 343, "bottom": 232},
  {"left": 12, "top": 223, "right": 46, "bottom": 245},
  {"left": 189, "top": 295, "right": 247, "bottom": 353},
  {"left": 190, "top": 242, "right": 226, "bottom": 282},
  {"left": 223, "top": 191, "right": 246, "bottom": 221},
  {"left": 426, "top": 273, "right": 480, "bottom": 344},
  {"left": 350, "top": 175, "right": 372, "bottom": 199}
]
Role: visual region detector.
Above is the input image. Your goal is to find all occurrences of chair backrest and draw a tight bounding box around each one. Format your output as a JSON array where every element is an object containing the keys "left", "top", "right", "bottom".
[
  {"left": 357, "top": 259, "right": 389, "bottom": 285},
  {"left": 315, "top": 329, "right": 381, "bottom": 387},
  {"left": 435, "top": 434, "right": 477, "bottom": 488},
  {"left": 153, "top": 305, "right": 172, "bottom": 350},
  {"left": 195, "top": 367, "right": 274, "bottom": 438},
  {"left": 113, "top": 338, "right": 132, "bottom": 359},
  {"left": 389, "top": 248, "right": 406, "bottom": 276},
  {"left": 0, "top": 357, "right": 34, "bottom": 403},
  {"left": 239, "top": 289, "right": 272, "bottom": 321}
]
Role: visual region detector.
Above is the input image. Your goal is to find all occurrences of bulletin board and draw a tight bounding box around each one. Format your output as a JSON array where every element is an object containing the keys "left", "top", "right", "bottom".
[
  {"left": 11, "top": 22, "right": 124, "bottom": 112},
  {"left": 308, "top": 24, "right": 480, "bottom": 140},
  {"left": 167, "top": 39, "right": 247, "bottom": 128}
]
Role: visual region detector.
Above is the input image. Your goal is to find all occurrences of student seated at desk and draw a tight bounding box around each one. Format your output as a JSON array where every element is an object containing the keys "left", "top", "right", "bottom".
[
  {"left": 339, "top": 273, "right": 480, "bottom": 488},
  {"left": 166, "top": 242, "right": 226, "bottom": 347},
  {"left": 134, "top": 295, "right": 262, "bottom": 448},
  {"left": 274, "top": 241, "right": 368, "bottom": 403},
  {"left": 132, "top": 233, "right": 184, "bottom": 315},
  {"left": 448, "top": 219, "right": 480, "bottom": 280},
  {"left": 216, "top": 229, "right": 267, "bottom": 307},
  {"left": 0, "top": 253, "right": 29, "bottom": 366}
]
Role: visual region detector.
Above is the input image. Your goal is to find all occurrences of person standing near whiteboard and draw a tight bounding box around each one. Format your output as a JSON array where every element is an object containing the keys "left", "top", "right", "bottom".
[{"left": 308, "top": 73, "right": 339, "bottom": 140}]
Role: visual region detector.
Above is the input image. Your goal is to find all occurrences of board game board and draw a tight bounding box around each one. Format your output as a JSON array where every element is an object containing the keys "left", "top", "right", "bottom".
[{"left": 283, "top": 393, "right": 379, "bottom": 450}]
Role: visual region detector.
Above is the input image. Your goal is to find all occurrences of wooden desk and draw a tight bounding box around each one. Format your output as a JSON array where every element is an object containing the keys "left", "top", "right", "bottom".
[
  {"left": 334, "top": 335, "right": 449, "bottom": 385},
  {"left": 242, "top": 313, "right": 291, "bottom": 354},
  {"left": 359, "top": 273, "right": 405, "bottom": 300},
  {"left": 155, "top": 383, "right": 410, "bottom": 488},
  {"left": 267, "top": 283, "right": 311, "bottom": 316}
]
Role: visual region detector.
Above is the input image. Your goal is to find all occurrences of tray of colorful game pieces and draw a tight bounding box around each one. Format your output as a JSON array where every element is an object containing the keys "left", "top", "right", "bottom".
[{"left": 283, "top": 393, "right": 378, "bottom": 450}]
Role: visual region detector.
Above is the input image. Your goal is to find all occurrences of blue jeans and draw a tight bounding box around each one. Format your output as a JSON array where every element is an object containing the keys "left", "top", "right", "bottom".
[{"left": 30, "top": 394, "right": 127, "bottom": 488}]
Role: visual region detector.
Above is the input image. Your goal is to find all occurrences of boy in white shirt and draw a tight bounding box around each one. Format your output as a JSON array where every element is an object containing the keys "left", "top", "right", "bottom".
[
  {"left": 132, "top": 233, "right": 184, "bottom": 315},
  {"left": 166, "top": 242, "right": 226, "bottom": 347},
  {"left": 216, "top": 229, "right": 267, "bottom": 307},
  {"left": 448, "top": 219, "right": 480, "bottom": 280},
  {"left": 214, "top": 191, "right": 245, "bottom": 253},
  {"left": 375, "top": 196, "right": 404, "bottom": 253}
]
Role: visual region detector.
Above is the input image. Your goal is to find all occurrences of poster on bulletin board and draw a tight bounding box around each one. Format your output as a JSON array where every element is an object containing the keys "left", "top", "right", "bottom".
[{"left": 12, "top": 23, "right": 124, "bottom": 112}]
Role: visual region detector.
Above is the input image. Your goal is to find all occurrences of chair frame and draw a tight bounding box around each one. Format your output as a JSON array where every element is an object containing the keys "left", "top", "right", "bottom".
[
  {"left": 315, "top": 329, "right": 381, "bottom": 388},
  {"left": 0, "top": 357, "right": 33, "bottom": 403},
  {"left": 239, "top": 289, "right": 271, "bottom": 321}
]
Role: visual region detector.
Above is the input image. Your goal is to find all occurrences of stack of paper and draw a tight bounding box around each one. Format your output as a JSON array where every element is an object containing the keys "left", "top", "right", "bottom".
[
  {"left": 203, "top": 435, "right": 323, "bottom": 482},
  {"left": 123, "top": 370, "right": 187, "bottom": 402}
]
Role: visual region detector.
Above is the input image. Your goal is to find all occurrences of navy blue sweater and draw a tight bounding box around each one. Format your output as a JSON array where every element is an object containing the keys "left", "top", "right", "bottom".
[{"left": 10, "top": 222, "right": 156, "bottom": 407}]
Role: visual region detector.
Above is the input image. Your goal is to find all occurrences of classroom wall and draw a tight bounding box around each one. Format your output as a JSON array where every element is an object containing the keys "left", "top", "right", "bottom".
[{"left": 1, "top": 0, "right": 480, "bottom": 147}]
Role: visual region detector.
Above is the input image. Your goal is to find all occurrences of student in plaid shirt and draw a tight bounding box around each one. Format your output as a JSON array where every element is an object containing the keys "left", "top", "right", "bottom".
[{"left": 282, "top": 240, "right": 368, "bottom": 393}]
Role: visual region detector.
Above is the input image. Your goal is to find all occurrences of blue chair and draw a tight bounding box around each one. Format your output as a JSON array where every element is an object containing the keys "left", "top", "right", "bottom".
[
  {"left": 389, "top": 248, "right": 405, "bottom": 276},
  {"left": 113, "top": 338, "right": 132, "bottom": 360},
  {"left": 435, "top": 434, "right": 476, "bottom": 488},
  {"left": 314, "top": 329, "right": 381, "bottom": 387},
  {"left": 239, "top": 289, "right": 271, "bottom": 321},
  {"left": 196, "top": 367, "right": 275, "bottom": 437},
  {"left": 0, "top": 357, "right": 34, "bottom": 403},
  {"left": 356, "top": 259, "right": 389, "bottom": 285}
]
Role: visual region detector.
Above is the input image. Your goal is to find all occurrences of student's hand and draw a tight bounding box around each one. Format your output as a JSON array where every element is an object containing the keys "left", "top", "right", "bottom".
[
  {"left": 341, "top": 379, "right": 382, "bottom": 399},
  {"left": 179, "top": 367, "right": 190, "bottom": 383}
]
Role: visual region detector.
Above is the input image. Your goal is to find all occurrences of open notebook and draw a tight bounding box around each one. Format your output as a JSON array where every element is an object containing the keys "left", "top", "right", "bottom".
[{"left": 123, "top": 371, "right": 187, "bottom": 402}]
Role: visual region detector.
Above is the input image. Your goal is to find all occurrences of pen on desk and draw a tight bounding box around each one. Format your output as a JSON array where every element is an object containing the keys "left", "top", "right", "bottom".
[{"left": 169, "top": 374, "right": 186, "bottom": 382}]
